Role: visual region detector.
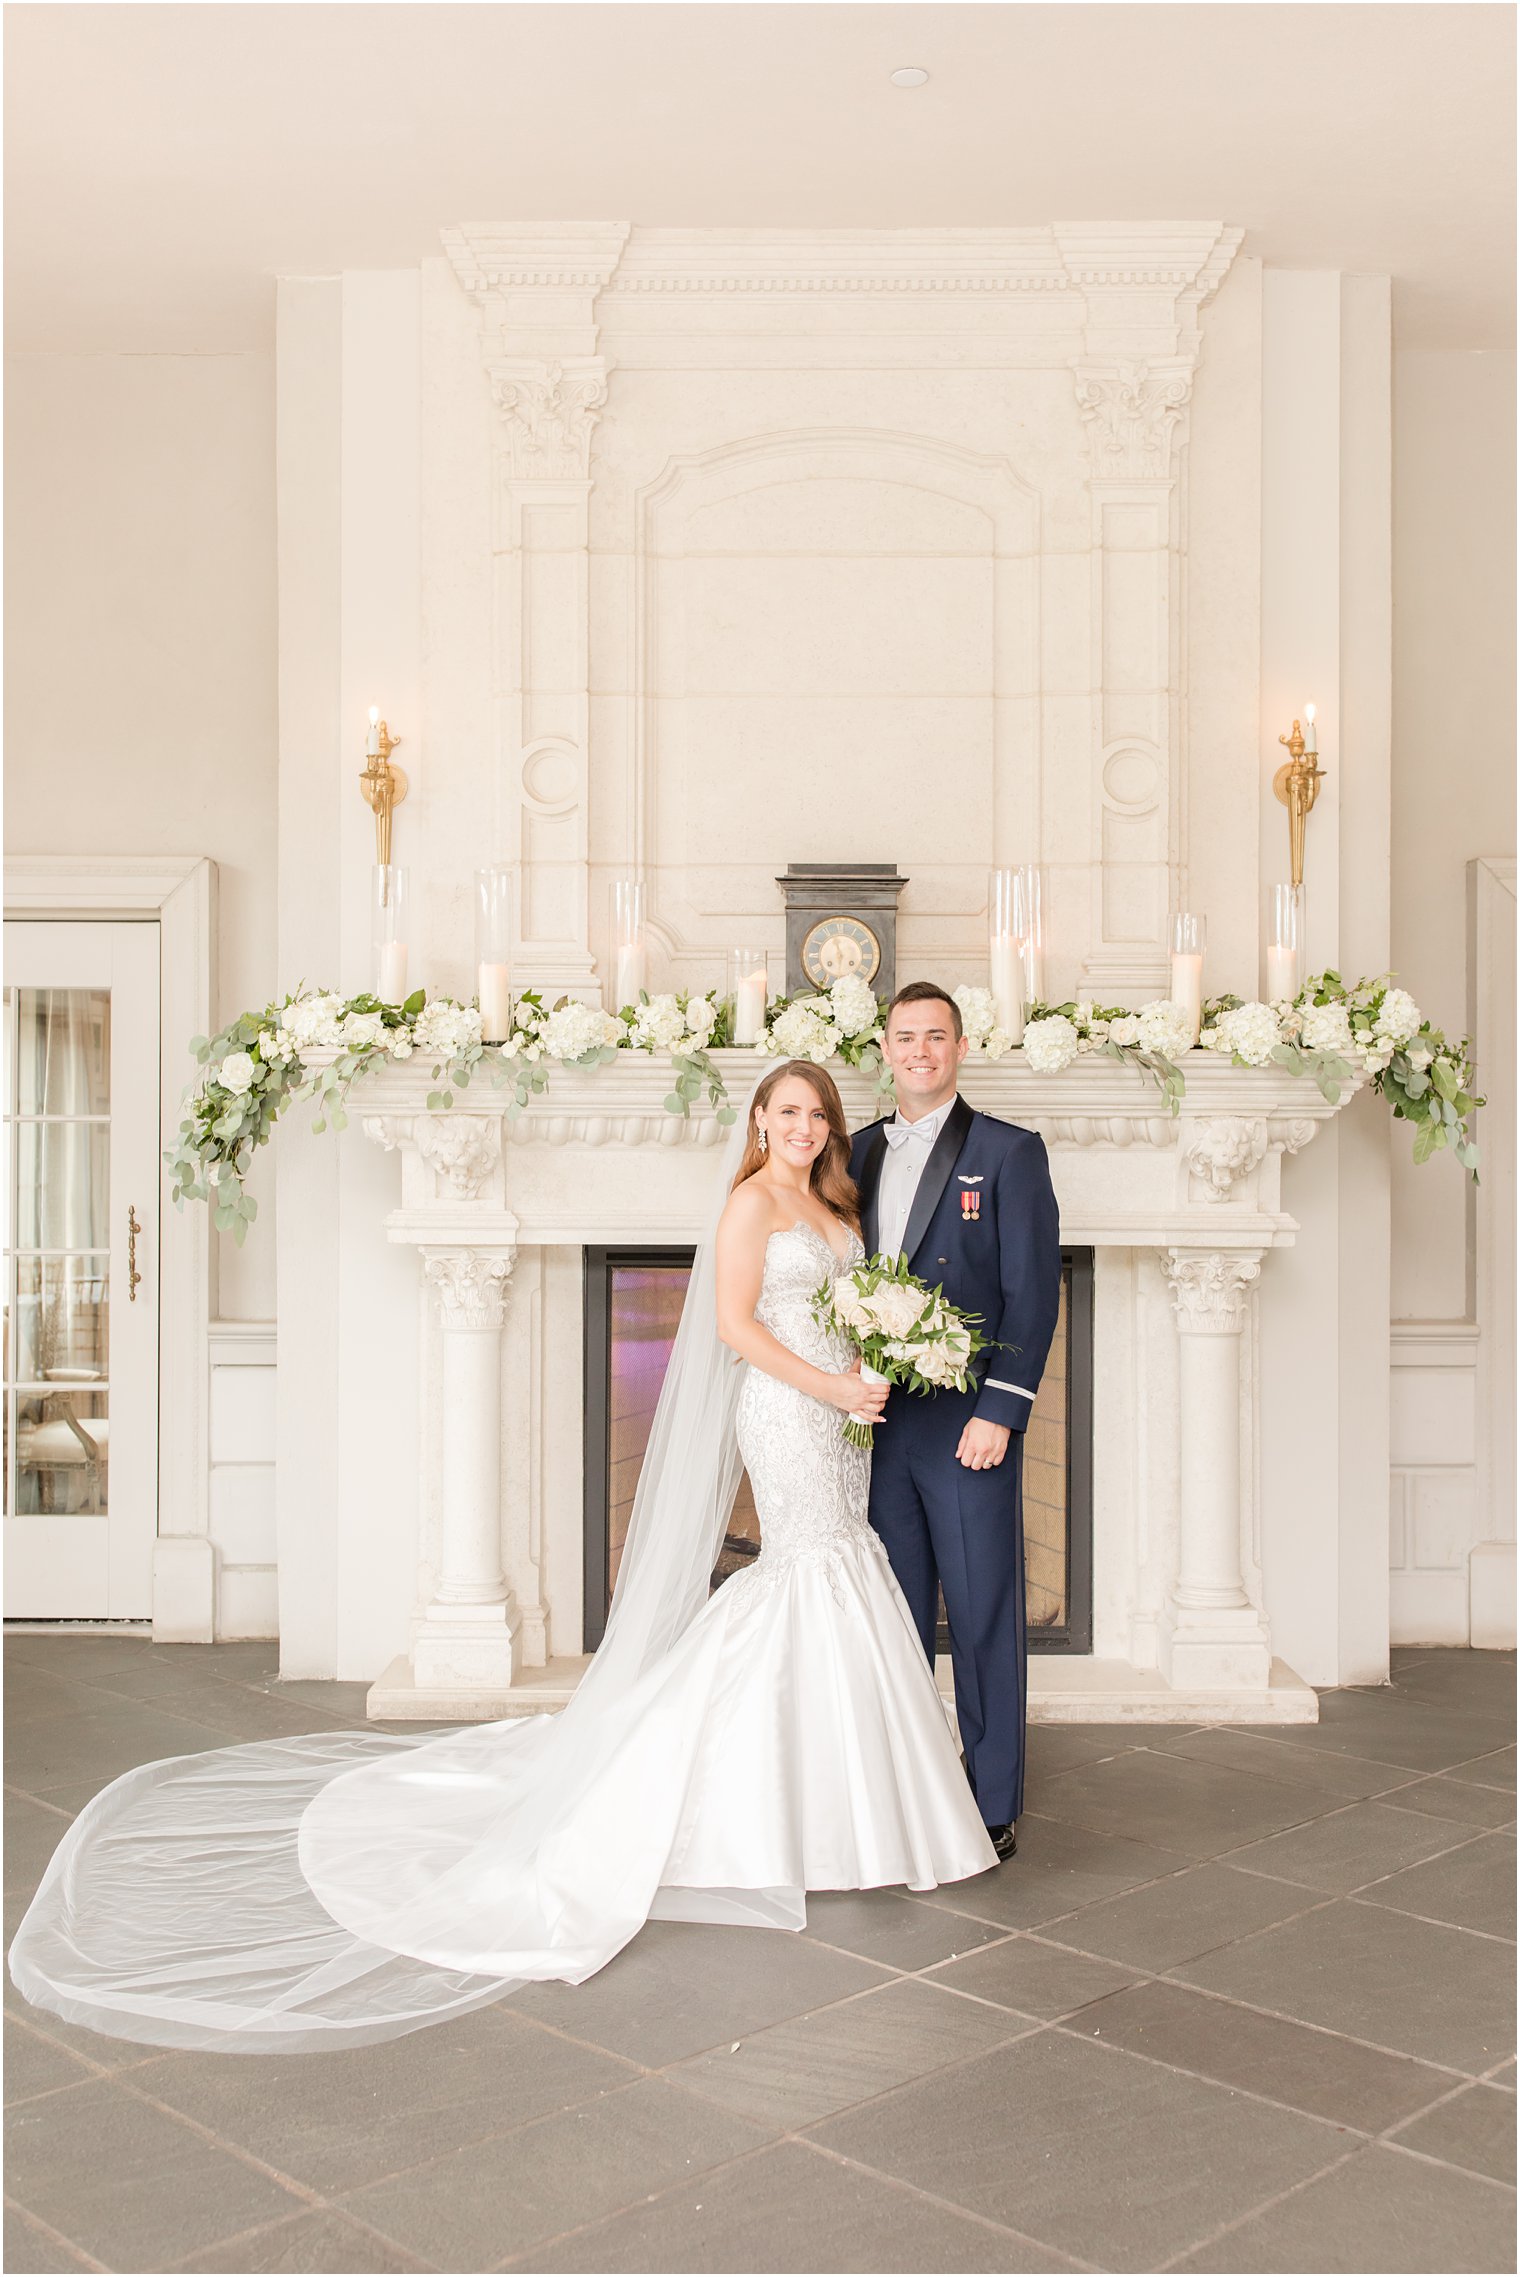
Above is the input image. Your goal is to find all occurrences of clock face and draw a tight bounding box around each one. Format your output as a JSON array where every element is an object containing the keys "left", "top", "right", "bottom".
[{"left": 802, "top": 915, "right": 882, "bottom": 989}]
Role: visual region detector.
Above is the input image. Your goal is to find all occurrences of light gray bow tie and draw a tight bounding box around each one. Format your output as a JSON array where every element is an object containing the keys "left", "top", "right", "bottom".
[{"left": 884, "top": 1118, "right": 936, "bottom": 1151}]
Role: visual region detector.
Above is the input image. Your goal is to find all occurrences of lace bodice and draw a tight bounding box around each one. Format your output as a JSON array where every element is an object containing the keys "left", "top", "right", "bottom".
[{"left": 734, "top": 1219, "right": 878, "bottom": 1588}]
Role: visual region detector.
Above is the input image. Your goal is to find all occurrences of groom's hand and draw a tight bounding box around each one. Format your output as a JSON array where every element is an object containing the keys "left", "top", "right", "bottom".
[{"left": 956, "top": 1418, "right": 1011, "bottom": 1472}]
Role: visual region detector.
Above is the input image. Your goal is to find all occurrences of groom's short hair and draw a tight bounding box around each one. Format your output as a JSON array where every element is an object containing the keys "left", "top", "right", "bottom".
[{"left": 886, "top": 981, "right": 963, "bottom": 1040}]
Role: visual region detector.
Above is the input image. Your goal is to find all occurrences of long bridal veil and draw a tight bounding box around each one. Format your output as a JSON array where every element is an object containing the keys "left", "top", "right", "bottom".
[{"left": 8, "top": 1091, "right": 763, "bottom": 2052}]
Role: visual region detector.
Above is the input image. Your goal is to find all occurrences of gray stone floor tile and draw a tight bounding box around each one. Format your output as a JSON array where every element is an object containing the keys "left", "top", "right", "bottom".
[
  {"left": 670, "top": 1977, "right": 1035, "bottom": 2131},
  {"left": 1389, "top": 1649, "right": 1517, "bottom": 1722},
  {"left": 1488, "top": 2056, "right": 1517, "bottom": 2088},
  {"left": 1356, "top": 1832, "right": 1517, "bottom": 1939},
  {"left": 1044, "top": 1860, "right": 1320, "bottom": 1972},
  {"left": 3, "top": 1703, "right": 237, "bottom": 1795},
  {"left": 3, "top": 1633, "right": 153, "bottom": 1674},
  {"left": 1174, "top": 2141, "right": 1517, "bottom": 2273},
  {"left": 1174, "top": 1897, "right": 1516, "bottom": 2073},
  {"left": 925, "top": 1933, "right": 1141, "bottom": 2019},
  {"left": 809, "top": 2023, "right": 1345, "bottom": 2271},
  {"left": 1446, "top": 1744, "right": 1518, "bottom": 1794},
  {"left": 510, "top": 2138, "right": 1075, "bottom": 2273},
  {"left": 1152, "top": 1725, "right": 1411, "bottom": 1798},
  {"left": 116, "top": 1687, "right": 359, "bottom": 1744},
  {"left": 4, "top": 2016, "right": 97, "bottom": 2107},
  {"left": 1381, "top": 1771, "right": 1520, "bottom": 1828},
  {"left": 1391, "top": 2083, "right": 1518, "bottom": 2185},
  {"left": 2, "top": 1669, "right": 102, "bottom": 1731},
  {"left": 5, "top": 2078, "right": 305, "bottom": 2271},
  {"left": 916, "top": 1813, "right": 1191, "bottom": 1932},
  {"left": 1070, "top": 1978, "right": 1454, "bottom": 2132},
  {"left": 1028, "top": 1747, "right": 1331, "bottom": 1859},
  {"left": 1227, "top": 1799, "right": 1485, "bottom": 1895},
  {"left": 3, "top": 2203, "right": 95, "bottom": 2274},
  {"left": 175, "top": 2210, "right": 433, "bottom": 2273},
  {"left": 3, "top": 1791, "right": 71, "bottom": 1894},
  {"left": 262, "top": 1677, "right": 374, "bottom": 1718},
  {"left": 136, "top": 2007, "right": 639, "bottom": 2195},
  {"left": 507, "top": 1917, "right": 891, "bottom": 2068},
  {"left": 1271, "top": 1692, "right": 1517, "bottom": 1775},
  {"left": 340, "top": 2076, "right": 770, "bottom": 2270},
  {"left": 799, "top": 1888, "right": 1005, "bottom": 1970},
  {"left": 1023, "top": 1724, "right": 1149, "bottom": 1781}
]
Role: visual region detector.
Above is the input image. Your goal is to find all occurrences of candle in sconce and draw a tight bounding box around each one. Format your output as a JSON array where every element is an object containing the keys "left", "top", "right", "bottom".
[
  {"left": 615, "top": 940, "right": 648, "bottom": 1009},
  {"left": 1169, "top": 912, "right": 1206, "bottom": 1046},
  {"left": 478, "top": 962, "right": 512, "bottom": 1042},
  {"left": 734, "top": 967, "right": 769, "bottom": 1046},
  {"left": 366, "top": 706, "right": 381, "bottom": 758},
  {"left": 1303, "top": 702, "right": 1317, "bottom": 756},
  {"left": 378, "top": 940, "right": 409, "bottom": 1003}
]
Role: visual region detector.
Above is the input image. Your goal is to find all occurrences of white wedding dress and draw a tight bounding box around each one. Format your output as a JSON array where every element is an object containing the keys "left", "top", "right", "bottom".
[{"left": 9, "top": 1211, "right": 993, "bottom": 2053}]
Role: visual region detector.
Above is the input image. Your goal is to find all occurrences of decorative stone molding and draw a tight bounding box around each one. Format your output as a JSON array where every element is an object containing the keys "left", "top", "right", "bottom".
[
  {"left": 505, "top": 1109, "right": 731, "bottom": 1150},
  {"left": 1163, "top": 1249, "right": 1263, "bottom": 1335},
  {"left": 1073, "top": 361, "right": 1193, "bottom": 480},
  {"left": 1184, "top": 1117, "right": 1269, "bottom": 1203},
  {"left": 415, "top": 1113, "right": 503, "bottom": 1201},
  {"left": 489, "top": 359, "right": 609, "bottom": 479},
  {"left": 423, "top": 1248, "right": 515, "bottom": 1330}
]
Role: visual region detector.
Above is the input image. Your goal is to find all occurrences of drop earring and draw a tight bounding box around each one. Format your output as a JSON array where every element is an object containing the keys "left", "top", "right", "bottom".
[{"left": 758, "top": 1127, "right": 768, "bottom": 1154}]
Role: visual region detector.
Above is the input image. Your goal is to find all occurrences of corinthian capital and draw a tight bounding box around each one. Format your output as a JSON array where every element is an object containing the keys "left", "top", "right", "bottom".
[
  {"left": 1164, "top": 1249, "right": 1262, "bottom": 1336},
  {"left": 1073, "top": 360, "right": 1192, "bottom": 479},
  {"left": 489, "top": 359, "right": 609, "bottom": 479},
  {"left": 424, "top": 1248, "right": 515, "bottom": 1330}
]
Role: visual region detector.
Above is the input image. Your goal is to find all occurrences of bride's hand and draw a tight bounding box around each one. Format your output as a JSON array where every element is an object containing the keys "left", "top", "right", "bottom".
[{"left": 822, "top": 1359, "right": 889, "bottom": 1423}]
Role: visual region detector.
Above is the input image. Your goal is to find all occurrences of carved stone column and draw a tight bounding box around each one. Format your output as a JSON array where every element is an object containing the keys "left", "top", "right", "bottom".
[
  {"left": 443, "top": 225, "right": 631, "bottom": 1001},
  {"left": 1160, "top": 1246, "right": 1273, "bottom": 1691},
  {"left": 413, "top": 1244, "right": 520, "bottom": 1693}
]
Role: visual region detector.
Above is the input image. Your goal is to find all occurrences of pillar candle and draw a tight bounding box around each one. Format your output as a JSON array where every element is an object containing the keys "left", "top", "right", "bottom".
[
  {"left": 615, "top": 941, "right": 648, "bottom": 1009},
  {"left": 1170, "top": 952, "right": 1203, "bottom": 1046},
  {"left": 1265, "top": 946, "right": 1299, "bottom": 1005},
  {"left": 378, "top": 941, "right": 409, "bottom": 1003},
  {"left": 989, "top": 935, "right": 1025, "bottom": 1046},
  {"left": 734, "top": 967, "right": 769, "bottom": 1046},
  {"left": 478, "top": 962, "right": 512, "bottom": 1041}
]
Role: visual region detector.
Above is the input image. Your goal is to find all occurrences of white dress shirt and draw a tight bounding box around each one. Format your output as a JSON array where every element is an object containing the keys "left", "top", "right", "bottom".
[{"left": 875, "top": 1095, "right": 957, "bottom": 1260}]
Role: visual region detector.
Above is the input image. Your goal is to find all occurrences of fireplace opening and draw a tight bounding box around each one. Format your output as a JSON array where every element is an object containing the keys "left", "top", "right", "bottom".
[{"left": 583, "top": 1247, "right": 1093, "bottom": 1654}]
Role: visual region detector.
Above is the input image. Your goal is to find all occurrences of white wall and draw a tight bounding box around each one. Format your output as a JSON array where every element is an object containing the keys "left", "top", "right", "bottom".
[
  {"left": 1386, "top": 349, "right": 1517, "bottom": 1643},
  {"left": 3, "top": 350, "right": 280, "bottom": 1321}
]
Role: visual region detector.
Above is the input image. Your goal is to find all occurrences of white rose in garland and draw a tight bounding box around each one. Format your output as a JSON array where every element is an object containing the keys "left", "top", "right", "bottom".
[{"left": 217, "top": 1051, "right": 257, "bottom": 1097}]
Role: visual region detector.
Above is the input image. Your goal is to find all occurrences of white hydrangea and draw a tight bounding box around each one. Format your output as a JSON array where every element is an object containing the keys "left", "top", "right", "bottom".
[
  {"left": 537, "top": 1000, "right": 618, "bottom": 1062},
  {"left": 1107, "top": 1013, "right": 1142, "bottom": 1048},
  {"left": 339, "top": 1010, "right": 388, "bottom": 1052},
  {"left": 1137, "top": 999, "right": 1197, "bottom": 1061},
  {"left": 630, "top": 992, "right": 689, "bottom": 1052},
  {"left": 953, "top": 986, "right": 998, "bottom": 1045},
  {"left": 413, "top": 999, "right": 484, "bottom": 1059},
  {"left": 1375, "top": 988, "right": 1422, "bottom": 1045},
  {"left": 278, "top": 992, "right": 346, "bottom": 1057},
  {"left": 1023, "top": 1013, "right": 1081, "bottom": 1074},
  {"left": 1299, "top": 1000, "right": 1354, "bottom": 1055},
  {"left": 217, "top": 1050, "right": 256, "bottom": 1096},
  {"left": 1211, "top": 1000, "right": 1282, "bottom": 1068},
  {"left": 829, "top": 974, "right": 880, "bottom": 1040},
  {"left": 766, "top": 1000, "right": 843, "bottom": 1064}
]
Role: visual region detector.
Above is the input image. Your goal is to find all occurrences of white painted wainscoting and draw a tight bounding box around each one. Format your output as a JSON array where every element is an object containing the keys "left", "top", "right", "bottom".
[
  {"left": 1389, "top": 1323, "right": 1481, "bottom": 1646},
  {"left": 207, "top": 1323, "right": 278, "bottom": 1638}
]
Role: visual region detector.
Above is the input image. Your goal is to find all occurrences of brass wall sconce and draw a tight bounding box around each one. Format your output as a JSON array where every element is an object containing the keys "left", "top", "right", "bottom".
[
  {"left": 1275, "top": 705, "right": 1324, "bottom": 890},
  {"left": 360, "top": 707, "right": 409, "bottom": 867}
]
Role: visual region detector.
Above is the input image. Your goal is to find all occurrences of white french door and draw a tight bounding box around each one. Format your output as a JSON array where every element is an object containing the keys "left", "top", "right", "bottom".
[{"left": 3, "top": 921, "right": 161, "bottom": 1617}]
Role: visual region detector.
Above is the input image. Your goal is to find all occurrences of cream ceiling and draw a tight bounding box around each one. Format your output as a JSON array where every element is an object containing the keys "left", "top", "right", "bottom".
[{"left": 4, "top": 1, "right": 1513, "bottom": 355}]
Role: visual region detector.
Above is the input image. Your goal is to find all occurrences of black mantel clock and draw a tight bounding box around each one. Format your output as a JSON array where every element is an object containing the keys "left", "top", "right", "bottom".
[{"left": 777, "top": 864, "right": 909, "bottom": 1001}]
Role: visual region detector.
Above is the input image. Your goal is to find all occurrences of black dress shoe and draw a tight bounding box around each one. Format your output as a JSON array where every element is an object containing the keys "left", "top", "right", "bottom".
[{"left": 984, "top": 1823, "right": 1018, "bottom": 1862}]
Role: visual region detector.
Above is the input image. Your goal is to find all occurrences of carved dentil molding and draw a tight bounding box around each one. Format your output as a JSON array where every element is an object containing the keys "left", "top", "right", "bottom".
[
  {"left": 415, "top": 1114, "right": 503, "bottom": 1201},
  {"left": 423, "top": 1249, "right": 515, "bottom": 1329},
  {"left": 1185, "top": 1118, "right": 1269, "bottom": 1203},
  {"left": 489, "top": 359, "right": 609, "bottom": 479},
  {"left": 1164, "top": 1250, "right": 1263, "bottom": 1335},
  {"left": 1074, "top": 360, "right": 1193, "bottom": 478}
]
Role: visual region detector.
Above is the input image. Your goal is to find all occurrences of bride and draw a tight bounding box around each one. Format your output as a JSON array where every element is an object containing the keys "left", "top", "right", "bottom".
[{"left": 9, "top": 1060, "right": 995, "bottom": 2054}]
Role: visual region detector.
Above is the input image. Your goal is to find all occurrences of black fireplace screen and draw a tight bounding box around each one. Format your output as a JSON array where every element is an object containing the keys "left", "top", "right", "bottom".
[{"left": 583, "top": 1247, "right": 1092, "bottom": 1654}]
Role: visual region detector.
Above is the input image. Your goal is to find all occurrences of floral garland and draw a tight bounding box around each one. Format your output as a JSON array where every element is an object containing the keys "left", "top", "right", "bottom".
[{"left": 169, "top": 968, "right": 1480, "bottom": 1243}]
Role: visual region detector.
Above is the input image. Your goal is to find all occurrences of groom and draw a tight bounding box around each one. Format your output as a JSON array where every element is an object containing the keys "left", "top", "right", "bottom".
[{"left": 850, "top": 981, "right": 1061, "bottom": 1860}]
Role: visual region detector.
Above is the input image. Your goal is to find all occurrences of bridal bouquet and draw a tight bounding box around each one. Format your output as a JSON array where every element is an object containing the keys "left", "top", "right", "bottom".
[{"left": 813, "top": 1253, "right": 995, "bottom": 1449}]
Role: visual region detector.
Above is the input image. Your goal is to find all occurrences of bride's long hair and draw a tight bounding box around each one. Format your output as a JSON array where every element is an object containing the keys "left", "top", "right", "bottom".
[{"left": 731, "top": 1059, "right": 860, "bottom": 1230}]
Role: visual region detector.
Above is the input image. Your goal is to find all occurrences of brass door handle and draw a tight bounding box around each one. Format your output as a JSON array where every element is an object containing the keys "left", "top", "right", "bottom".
[{"left": 127, "top": 1208, "right": 143, "bottom": 1302}]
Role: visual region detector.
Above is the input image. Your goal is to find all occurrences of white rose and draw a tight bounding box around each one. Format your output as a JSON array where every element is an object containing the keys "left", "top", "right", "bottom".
[
  {"left": 1107, "top": 1014, "right": 1141, "bottom": 1048},
  {"left": 218, "top": 1050, "right": 256, "bottom": 1096},
  {"left": 684, "top": 994, "right": 718, "bottom": 1039},
  {"left": 1138, "top": 1000, "right": 1196, "bottom": 1061},
  {"left": 830, "top": 975, "right": 880, "bottom": 1040},
  {"left": 1023, "top": 1014, "right": 1080, "bottom": 1074},
  {"left": 832, "top": 1283, "right": 872, "bottom": 1332},
  {"left": 340, "top": 1010, "right": 388, "bottom": 1051},
  {"left": 952, "top": 986, "right": 998, "bottom": 1046},
  {"left": 1299, "top": 1001, "right": 1353, "bottom": 1055},
  {"left": 868, "top": 1282, "right": 930, "bottom": 1338},
  {"left": 982, "top": 1026, "right": 1014, "bottom": 1061},
  {"left": 915, "top": 1345, "right": 960, "bottom": 1388},
  {"left": 1375, "top": 988, "right": 1422, "bottom": 1045},
  {"left": 1213, "top": 1001, "right": 1281, "bottom": 1068},
  {"left": 1406, "top": 1045, "right": 1433, "bottom": 1072},
  {"left": 388, "top": 1031, "right": 414, "bottom": 1059}
]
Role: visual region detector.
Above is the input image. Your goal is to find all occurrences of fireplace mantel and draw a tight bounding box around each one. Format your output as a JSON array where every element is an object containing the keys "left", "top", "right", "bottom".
[{"left": 341, "top": 1052, "right": 1348, "bottom": 1727}]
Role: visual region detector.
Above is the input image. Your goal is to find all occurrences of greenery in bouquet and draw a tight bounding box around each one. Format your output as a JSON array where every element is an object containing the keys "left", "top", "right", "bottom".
[{"left": 813, "top": 1251, "right": 997, "bottom": 1449}]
